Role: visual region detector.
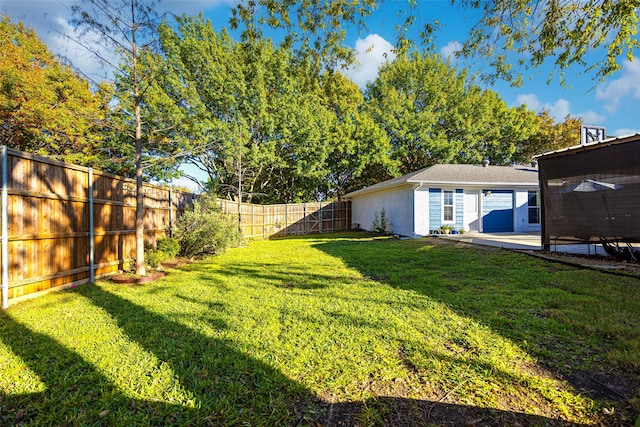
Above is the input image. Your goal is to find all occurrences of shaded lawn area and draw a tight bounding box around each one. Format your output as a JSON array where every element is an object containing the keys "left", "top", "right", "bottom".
[{"left": 1, "top": 233, "right": 638, "bottom": 426}]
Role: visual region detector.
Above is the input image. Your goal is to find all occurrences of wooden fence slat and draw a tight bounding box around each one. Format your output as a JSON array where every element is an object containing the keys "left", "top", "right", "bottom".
[
  {"left": 2, "top": 148, "right": 196, "bottom": 305},
  {"left": 2, "top": 148, "right": 352, "bottom": 306},
  {"left": 214, "top": 198, "right": 351, "bottom": 240}
]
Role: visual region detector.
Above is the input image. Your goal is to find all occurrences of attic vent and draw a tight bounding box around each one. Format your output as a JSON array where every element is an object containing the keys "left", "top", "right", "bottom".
[{"left": 481, "top": 159, "right": 490, "bottom": 167}]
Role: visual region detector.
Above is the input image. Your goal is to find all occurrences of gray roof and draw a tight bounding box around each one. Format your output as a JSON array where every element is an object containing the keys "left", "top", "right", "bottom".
[{"left": 345, "top": 164, "right": 539, "bottom": 198}]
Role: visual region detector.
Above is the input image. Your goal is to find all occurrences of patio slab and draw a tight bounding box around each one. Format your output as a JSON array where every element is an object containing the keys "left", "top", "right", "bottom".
[{"left": 437, "top": 232, "right": 542, "bottom": 251}]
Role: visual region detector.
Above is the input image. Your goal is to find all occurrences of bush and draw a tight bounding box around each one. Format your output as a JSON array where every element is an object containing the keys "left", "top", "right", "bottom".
[
  {"left": 145, "top": 247, "right": 168, "bottom": 268},
  {"left": 175, "top": 195, "right": 241, "bottom": 258},
  {"left": 157, "top": 237, "right": 180, "bottom": 258},
  {"left": 370, "top": 208, "right": 392, "bottom": 234}
]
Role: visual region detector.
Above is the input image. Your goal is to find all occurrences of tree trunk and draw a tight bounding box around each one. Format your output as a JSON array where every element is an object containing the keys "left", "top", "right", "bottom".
[
  {"left": 132, "top": 0, "right": 146, "bottom": 276},
  {"left": 135, "top": 105, "right": 145, "bottom": 276}
]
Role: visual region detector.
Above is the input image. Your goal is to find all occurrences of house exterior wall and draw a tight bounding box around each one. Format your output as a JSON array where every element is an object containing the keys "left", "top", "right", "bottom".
[
  {"left": 514, "top": 189, "right": 541, "bottom": 232},
  {"left": 428, "top": 186, "right": 540, "bottom": 233},
  {"left": 350, "top": 184, "right": 540, "bottom": 237},
  {"left": 350, "top": 186, "right": 414, "bottom": 236},
  {"left": 414, "top": 186, "right": 430, "bottom": 236},
  {"left": 427, "top": 188, "right": 464, "bottom": 232}
]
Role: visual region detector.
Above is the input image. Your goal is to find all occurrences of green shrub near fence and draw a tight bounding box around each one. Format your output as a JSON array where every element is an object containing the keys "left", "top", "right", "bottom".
[{"left": 175, "top": 196, "right": 241, "bottom": 258}]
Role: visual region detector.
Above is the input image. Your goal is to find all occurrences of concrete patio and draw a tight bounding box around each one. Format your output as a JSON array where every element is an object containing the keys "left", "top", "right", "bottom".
[{"left": 436, "top": 232, "right": 542, "bottom": 251}]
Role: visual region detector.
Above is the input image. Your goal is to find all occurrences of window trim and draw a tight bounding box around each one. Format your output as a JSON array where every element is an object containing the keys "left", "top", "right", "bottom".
[
  {"left": 528, "top": 190, "right": 540, "bottom": 224},
  {"left": 442, "top": 189, "right": 455, "bottom": 223}
]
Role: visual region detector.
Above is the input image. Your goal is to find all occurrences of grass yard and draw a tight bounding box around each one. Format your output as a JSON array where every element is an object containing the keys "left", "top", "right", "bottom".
[{"left": 1, "top": 233, "right": 639, "bottom": 426}]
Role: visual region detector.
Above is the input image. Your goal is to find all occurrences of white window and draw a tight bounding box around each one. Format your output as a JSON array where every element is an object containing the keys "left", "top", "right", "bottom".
[
  {"left": 443, "top": 190, "right": 454, "bottom": 222},
  {"left": 528, "top": 191, "right": 540, "bottom": 224}
]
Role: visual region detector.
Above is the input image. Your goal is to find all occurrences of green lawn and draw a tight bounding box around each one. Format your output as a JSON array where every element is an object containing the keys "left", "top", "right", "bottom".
[{"left": 1, "top": 233, "right": 638, "bottom": 426}]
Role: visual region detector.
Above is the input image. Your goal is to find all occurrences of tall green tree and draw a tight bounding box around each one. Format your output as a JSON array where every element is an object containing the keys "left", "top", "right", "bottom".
[
  {"left": 320, "top": 71, "right": 397, "bottom": 199},
  {"left": 0, "top": 17, "right": 105, "bottom": 164},
  {"left": 156, "top": 15, "right": 334, "bottom": 204},
  {"left": 514, "top": 112, "right": 583, "bottom": 163},
  {"left": 364, "top": 52, "right": 539, "bottom": 174},
  {"left": 71, "top": 0, "right": 176, "bottom": 276}
]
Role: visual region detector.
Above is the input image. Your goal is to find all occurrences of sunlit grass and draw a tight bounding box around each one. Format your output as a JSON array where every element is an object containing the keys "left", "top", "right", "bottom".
[{"left": 1, "top": 232, "right": 638, "bottom": 425}]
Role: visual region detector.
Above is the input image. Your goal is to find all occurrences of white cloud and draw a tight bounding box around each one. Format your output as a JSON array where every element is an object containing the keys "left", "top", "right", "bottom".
[
  {"left": 515, "top": 94, "right": 605, "bottom": 124},
  {"left": 440, "top": 40, "right": 461, "bottom": 60},
  {"left": 595, "top": 59, "right": 640, "bottom": 113},
  {"left": 345, "top": 34, "right": 395, "bottom": 88}
]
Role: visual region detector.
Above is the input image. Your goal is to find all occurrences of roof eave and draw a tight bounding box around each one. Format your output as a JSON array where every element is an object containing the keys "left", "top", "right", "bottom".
[
  {"left": 406, "top": 179, "right": 538, "bottom": 187},
  {"left": 535, "top": 133, "right": 640, "bottom": 160}
]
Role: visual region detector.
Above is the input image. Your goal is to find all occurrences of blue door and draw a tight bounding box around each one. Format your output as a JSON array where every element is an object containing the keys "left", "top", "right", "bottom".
[{"left": 482, "top": 190, "right": 514, "bottom": 232}]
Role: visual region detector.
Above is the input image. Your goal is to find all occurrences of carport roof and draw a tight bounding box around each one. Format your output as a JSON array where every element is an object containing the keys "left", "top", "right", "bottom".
[
  {"left": 535, "top": 132, "right": 640, "bottom": 160},
  {"left": 345, "top": 164, "right": 539, "bottom": 197}
]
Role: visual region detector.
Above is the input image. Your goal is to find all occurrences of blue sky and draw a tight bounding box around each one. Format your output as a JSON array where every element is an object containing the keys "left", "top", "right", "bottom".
[{"left": 3, "top": 0, "right": 639, "bottom": 190}]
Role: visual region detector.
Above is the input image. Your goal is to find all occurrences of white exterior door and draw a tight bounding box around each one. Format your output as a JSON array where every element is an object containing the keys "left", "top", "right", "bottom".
[{"left": 463, "top": 191, "right": 479, "bottom": 232}]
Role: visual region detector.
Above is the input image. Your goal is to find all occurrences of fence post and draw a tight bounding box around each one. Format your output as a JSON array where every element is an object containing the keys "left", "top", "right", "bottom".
[
  {"left": 88, "top": 168, "right": 95, "bottom": 283},
  {"left": 284, "top": 203, "right": 288, "bottom": 237},
  {"left": 1, "top": 146, "right": 8, "bottom": 308},
  {"left": 319, "top": 201, "right": 323, "bottom": 233},
  {"left": 332, "top": 202, "right": 335, "bottom": 232},
  {"left": 169, "top": 187, "right": 174, "bottom": 238},
  {"left": 251, "top": 204, "right": 255, "bottom": 239}
]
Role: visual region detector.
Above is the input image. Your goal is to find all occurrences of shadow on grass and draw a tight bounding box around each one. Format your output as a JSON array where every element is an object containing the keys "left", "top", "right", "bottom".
[
  {"left": 314, "top": 235, "right": 640, "bottom": 423},
  {"left": 0, "top": 285, "right": 319, "bottom": 426},
  {"left": 0, "top": 309, "right": 192, "bottom": 425},
  {"left": 324, "top": 397, "right": 586, "bottom": 427},
  {"left": 0, "top": 296, "right": 584, "bottom": 426}
]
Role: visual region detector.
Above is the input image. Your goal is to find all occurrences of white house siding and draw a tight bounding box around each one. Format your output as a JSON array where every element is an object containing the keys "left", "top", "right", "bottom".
[
  {"left": 413, "top": 186, "right": 430, "bottom": 236},
  {"left": 514, "top": 189, "right": 541, "bottom": 232},
  {"left": 427, "top": 188, "right": 464, "bottom": 232},
  {"left": 351, "top": 187, "right": 414, "bottom": 236}
]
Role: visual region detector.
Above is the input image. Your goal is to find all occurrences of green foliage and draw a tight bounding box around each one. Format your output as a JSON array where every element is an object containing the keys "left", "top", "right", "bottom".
[
  {"left": 144, "top": 238, "right": 181, "bottom": 268},
  {"left": 456, "top": 0, "right": 640, "bottom": 84},
  {"left": 320, "top": 71, "right": 398, "bottom": 199},
  {"left": 174, "top": 195, "right": 241, "bottom": 257},
  {"left": 156, "top": 15, "right": 334, "bottom": 203},
  {"left": 370, "top": 208, "right": 392, "bottom": 234},
  {"left": 144, "top": 247, "right": 168, "bottom": 268},
  {"left": 228, "top": 0, "right": 637, "bottom": 88},
  {"left": 157, "top": 237, "right": 180, "bottom": 258},
  {"left": 0, "top": 17, "right": 106, "bottom": 165},
  {"left": 364, "top": 52, "right": 540, "bottom": 174},
  {"left": 230, "top": 0, "right": 379, "bottom": 69},
  {"left": 514, "top": 112, "right": 583, "bottom": 163}
]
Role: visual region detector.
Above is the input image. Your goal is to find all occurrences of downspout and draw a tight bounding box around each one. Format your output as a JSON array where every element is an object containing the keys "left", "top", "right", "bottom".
[{"left": 413, "top": 183, "right": 423, "bottom": 237}]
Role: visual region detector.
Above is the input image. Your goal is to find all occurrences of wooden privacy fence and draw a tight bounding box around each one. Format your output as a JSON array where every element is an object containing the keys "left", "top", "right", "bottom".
[
  {"left": 1, "top": 147, "right": 195, "bottom": 307},
  {"left": 215, "top": 199, "right": 352, "bottom": 240}
]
